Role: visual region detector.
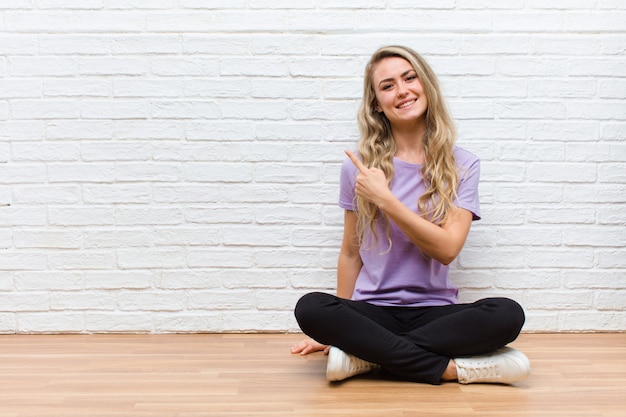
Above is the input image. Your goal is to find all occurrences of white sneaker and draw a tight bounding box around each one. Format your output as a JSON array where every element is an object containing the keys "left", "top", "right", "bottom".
[
  {"left": 455, "top": 347, "right": 531, "bottom": 384},
  {"left": 326, "top": 346, "right": 379, "bottom": 382}
]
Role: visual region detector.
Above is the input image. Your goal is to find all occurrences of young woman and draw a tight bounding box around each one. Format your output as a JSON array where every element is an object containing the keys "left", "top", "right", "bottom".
[{"left": 291, "top": 45, "right": 530, "bottom": 385}]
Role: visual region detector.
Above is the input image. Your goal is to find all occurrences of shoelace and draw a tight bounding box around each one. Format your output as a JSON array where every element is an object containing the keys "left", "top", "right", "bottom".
[{"left": 464, "top": 360, "right": 499, "bottom": 380}]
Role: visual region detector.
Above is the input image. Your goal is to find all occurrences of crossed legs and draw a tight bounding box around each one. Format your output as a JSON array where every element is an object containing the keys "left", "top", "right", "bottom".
[{"left": 294, "top": 292, "right": 525, "bottom": 384}]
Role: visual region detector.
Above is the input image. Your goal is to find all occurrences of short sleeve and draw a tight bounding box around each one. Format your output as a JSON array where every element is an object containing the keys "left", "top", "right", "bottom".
[
  {"left": 338, "top": 156, "right": 359, "bottom": 211},
  {"left": 454, "top": 149, "right": 481, "bottom": 221}
]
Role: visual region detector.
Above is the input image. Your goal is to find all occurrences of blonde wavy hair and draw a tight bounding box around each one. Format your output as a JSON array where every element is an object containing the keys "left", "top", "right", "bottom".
[{"left": 355, "top": 45, "right": 459, "bottom": 250}]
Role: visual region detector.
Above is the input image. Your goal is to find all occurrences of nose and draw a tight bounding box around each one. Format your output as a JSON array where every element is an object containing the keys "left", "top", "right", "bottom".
[{"left": 397, "top": 82, "right": 408, "bottom": 97}]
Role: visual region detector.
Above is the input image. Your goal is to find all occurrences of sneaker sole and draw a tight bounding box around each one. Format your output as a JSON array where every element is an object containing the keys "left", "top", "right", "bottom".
[{"left": 326, "top": 346, "right": 346, "bottom": 381}]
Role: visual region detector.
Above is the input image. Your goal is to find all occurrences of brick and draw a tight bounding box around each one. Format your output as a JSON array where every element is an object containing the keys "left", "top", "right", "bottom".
[
  {"left": 528, "top": 121, "right": 598, "bottom": 141},
  {"left": 114, "top": 79, "right": 183, "bottom": 97},
  {"left": 18, "top": 313, "right": 85, "bottom": 333},
  {"left": 253, "top": 249, "right": 321, "bottom": 268},
  {"left": 221, "top": 269, "right": 289, "bottom": 289},
  {"left": 151, "top": 57, "right": 219, "bottom": 77},
  {"left": 151, "top": 100, "right": 219, "bottom": 119},
  {"left": 155, "top": 227, "right": 222, "bottom": 247},
  {"left": 47, "top": 120, "right": 113, "bottom": 140},
  {"left": 48, "top": 207, "right": 114, "bottom": 226},
  {"left": 11, "top": 100, "right": 79, "bottom": 119},
  {"left": 5, "top": 11, "right": 144, "bottom": 33},
  {"left": 14, "top": 230, "right": 82, "bottom": 249},
  {"left": 597, "top": 206, "right": 626, "bottom": 225},
  {"left": 118, "top": 291, "right": 186, "bottom": 311},
  {"left": 48, "top": 251, "right": 116, "bottom": 270},
  {"left": 291, "top": 227, "right": 343, "bottom": 247},
  {"left": 527, "top": 207, "right": 595, "bottom": 224},
  {"left": 563, "top": 226, "right": 626, "bottom": 247},
  {"left": 597, "top": 250, "right": 626, "bottom": 269},
  {"left": 152, "top": 185, "right": 221, "bottom": 204},
  {"left": 81, "top": 100, "right": 149, "bottom": 119},
  {"left": 0, "top": 207, "right": 47, "bottom": 227},
  {"left": 564, "top": 11, "right": 626, "bottom": 32},
  {"left": 223, "top": 225, "right": 289, "bottom": 247},
  {"left": 496, "top": 100, "right": 566, "bottom": 120},
  {"left": 188, "top": 290, "right": 256, "bottom": 310},
  {"left": 524, "top": 291, "right": 593, "bottom": 310},
  {"left": 47, "top": 163, "right": 115, "bottom": 183},
  {"left": 114, "top": 120, "right": 183, "bottom": 140},
  {"left": 115, "top": 207, "right": 183, "bottom": 226},
  {"left": 158, "top": 270, "right": 222, "bottom": 290},
  {"left": 595, "top": 290, "right": 626, "bottom": 310},
  {"left": 187, "top": 249, "right": 254, "bottom": 268},
  {"left": 564, "top": 270, "right": 626, "bottom": 289},
  {"left": 9, "top": 57, "right": 78, "bottom": 77},
  {"left": 254, "top": 205, "right": 322, "bottom": 225},
  {"left": 0, "top": 80, "right": 42, "bottom": 98},
  {"left": 111, "top": 35, "right": 181, "bottom": 54},
  {"left": 44, "top": 79, "right": 111, "bottom": 97},
  {"left": 51, "top": 292, "right": 117, "bottom": 311},
  {"left": 184, "top": 206, "right": 252, "bottom": 224},
  {"left": 559, "top": 312, "right": 626, "bottom": 332},
  {"left": 86, "top": 313, "right": 152, "bottom": 333},
  {"left": 567, "top": 101, "right": 626, "bottom": 120},
  {"left": 493, "top": 12, "right": 564, "bottom": 32},
  {"left": 563, "top": 184, "right": 626, "bottom": 203},
  {"left": 527, "top": 249, "right": 594, "bottom": 268},
  {"left": 185, "top": 163, "right": 253, "bottom": 183},
  {"left": 0, "top": 34, "right": 38, "bottom": 54},
  {"left": 154, "top": 312, "right": 224, "bottom": 333},
  {"left": 527, "top": 162, "right": 596, "bottom": 183},
  {"left": 256, "top": 290, "right": 303, "bottom": 311},
  {"left": 83, "top": 184, "right": 151, "bottom": 204},
  {"left": 12, "top": 142, "right": 80, "bottom": 162},
  {"left": 76, "top": 55, "right": 132, "bottom": 77},
  {"left": 530, "top": 36, "right": 601, "bottom": 55},
  {"left": 38, "top": 35, "right": 110, "bottom": 54},
  {"left": 85, "top": 271, "right": 154, "bottom": 289},
  {"left": 84, "top": 230, "right": 155, "bottom": 249},
  {"left": 115, "top": 163, "right": 181, "bottom": 182},
  {"left": 117, "top": 249, "right": 186, "bottom": 269}
]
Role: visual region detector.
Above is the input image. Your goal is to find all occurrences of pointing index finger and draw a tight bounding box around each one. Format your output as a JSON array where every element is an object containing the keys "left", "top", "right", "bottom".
[{"left": 345, "top": 150, "right": 368, "bottom": 174}]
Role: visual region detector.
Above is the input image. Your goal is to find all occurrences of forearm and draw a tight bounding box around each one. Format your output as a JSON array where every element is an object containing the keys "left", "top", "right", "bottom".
[
  {"left": 336, "top": 252, "right": 362, "bottom": 299},
  {"left": 378, "top": 195, "right": 471, "bottom": 265}
]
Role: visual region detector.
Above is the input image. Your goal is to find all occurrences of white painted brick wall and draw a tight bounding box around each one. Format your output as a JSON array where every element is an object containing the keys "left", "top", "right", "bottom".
[{"left": 0, "top": 1, "right": 624, "bottom": 333}]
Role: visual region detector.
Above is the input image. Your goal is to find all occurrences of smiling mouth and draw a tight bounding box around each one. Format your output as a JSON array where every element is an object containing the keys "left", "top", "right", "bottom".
[{"left": 397, "top": 99, "right": 416, "bottom": 109}]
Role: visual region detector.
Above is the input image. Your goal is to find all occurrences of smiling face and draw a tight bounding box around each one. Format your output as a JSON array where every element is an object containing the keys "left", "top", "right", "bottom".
[{"left": 371, "top": 56, "right": 428, "bottom": 129}]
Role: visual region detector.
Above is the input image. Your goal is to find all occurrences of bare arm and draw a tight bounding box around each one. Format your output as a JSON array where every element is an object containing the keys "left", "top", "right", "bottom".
[
  {"left": 345, "top": 150, "right": 472, "bottom": 265},
  {"left": 336, "top": 210, "right": 362, "bottom": 298}
]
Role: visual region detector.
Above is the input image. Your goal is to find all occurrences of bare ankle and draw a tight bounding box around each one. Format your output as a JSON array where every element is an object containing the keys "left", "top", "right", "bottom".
[{"left": 441, "top": 359, "right": 458, "bottom": 381}]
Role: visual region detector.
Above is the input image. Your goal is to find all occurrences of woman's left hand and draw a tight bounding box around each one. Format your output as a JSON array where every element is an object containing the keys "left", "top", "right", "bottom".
[{"left": 290, "top": 338, "right": 330, "bottom": 355}]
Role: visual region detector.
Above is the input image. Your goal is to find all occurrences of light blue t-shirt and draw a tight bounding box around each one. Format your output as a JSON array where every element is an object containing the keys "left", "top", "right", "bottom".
[{"left": 338, "top": 146, "right": 481, "bottom": 307}]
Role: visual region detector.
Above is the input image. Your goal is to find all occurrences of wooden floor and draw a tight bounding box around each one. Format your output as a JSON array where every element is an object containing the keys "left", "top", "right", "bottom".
[{"left": 0, "top": 333, "right": 624, "bottom": 417}]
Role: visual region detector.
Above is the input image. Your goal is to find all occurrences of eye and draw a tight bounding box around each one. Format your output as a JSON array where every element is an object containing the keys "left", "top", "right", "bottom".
[
  {"left": 381, "top": 84, "right": 393, "bottom": 91},
  {"left": 406, "top": 74, "right": 417, "bottom": 82}
]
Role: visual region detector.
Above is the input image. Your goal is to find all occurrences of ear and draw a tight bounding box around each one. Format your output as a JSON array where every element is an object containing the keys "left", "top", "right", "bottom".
[{"left": 374, "top": 102, "right": 382, "bottom": 113}]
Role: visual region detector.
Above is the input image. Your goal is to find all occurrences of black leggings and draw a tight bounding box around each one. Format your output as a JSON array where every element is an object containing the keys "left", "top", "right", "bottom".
[{"left": 294, "top": 292, "right": 525, "bottom": 384}]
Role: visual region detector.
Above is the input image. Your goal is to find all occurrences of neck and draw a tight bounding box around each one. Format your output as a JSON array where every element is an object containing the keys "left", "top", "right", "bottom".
[{"left": 391, "top": 119, "right": 426, "bottom": 164}]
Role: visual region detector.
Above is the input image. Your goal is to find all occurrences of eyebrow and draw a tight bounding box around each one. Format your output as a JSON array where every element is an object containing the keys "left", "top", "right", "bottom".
[{"left": 377, "top": 69, "right": 417, "bottom": 87}]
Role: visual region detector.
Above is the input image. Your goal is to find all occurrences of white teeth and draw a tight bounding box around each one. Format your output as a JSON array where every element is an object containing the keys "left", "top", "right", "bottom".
[{"left": 398, "top": 99, "right": 415, "bottom": 109}]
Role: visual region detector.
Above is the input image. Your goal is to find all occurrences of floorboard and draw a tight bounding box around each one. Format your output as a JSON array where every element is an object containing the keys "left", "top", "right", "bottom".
[{"left": 0, "top": 333, "right": 624, "bottom": 417}]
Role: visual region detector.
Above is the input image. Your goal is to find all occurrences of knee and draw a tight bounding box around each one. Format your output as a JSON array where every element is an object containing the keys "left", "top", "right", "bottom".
[
  {"left": 493, "top": 297, "right": 526, "bottom": 339},
  {"left": 294, "top": 292, "right": 333, "bottom": 330}
]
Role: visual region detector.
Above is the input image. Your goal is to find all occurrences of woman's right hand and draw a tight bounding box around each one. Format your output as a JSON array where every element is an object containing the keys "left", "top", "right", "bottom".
[{"left": 290, "top": 338, "right": 330, "bottom": 355}]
